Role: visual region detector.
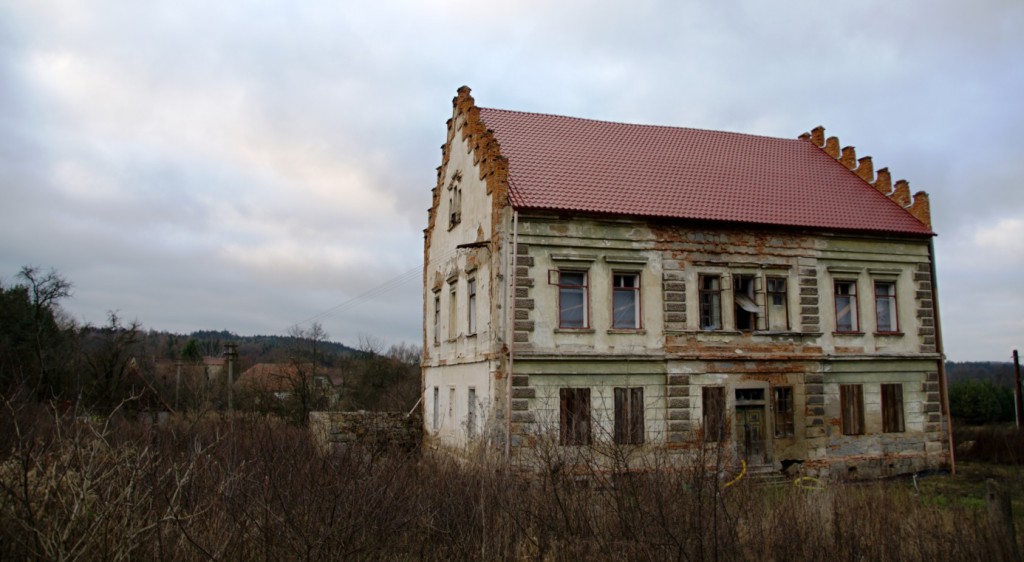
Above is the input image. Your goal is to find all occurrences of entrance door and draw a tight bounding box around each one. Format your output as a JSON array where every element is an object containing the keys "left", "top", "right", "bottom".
[{"left": 735, "top": 406, "right": 767, "bottom": 466}]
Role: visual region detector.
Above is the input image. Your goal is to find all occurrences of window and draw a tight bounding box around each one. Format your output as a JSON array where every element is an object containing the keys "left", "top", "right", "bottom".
[
  {"left": 448, "top": 175, "right": 464, "bottom": 228},
  {"left": 773, "top": 387, "right": 794, "bottom": 437},
  {"left": 702, "top": 386, "right": 726, "bottom": 442},
  {"left": 614, "top": 387, "right": 644, "bottom": 444},
  {"left": 467, "top": 387, "right": 477, "bottom": 437},
  {"left": 433, "top": 295, "right": 441, "bottom": 346},
  {"left": 467, "top": 279, "right": 477, "bottom": 334},
  {"left": 766, "top": 277, "right": 789, "bottom": 331},
  {"left": 874, "top": 282, "right": 898, "bottom": 333},
  {"left": 448, "top": 285, "right": 457, "bottom": 340},
  {"left": 559, "top": 388, "right": 591, "bottom": 445},
  {"left": 432, "top": 386, "right": 439, "bottom": 430},
  {"left": 556, "top": 270, "right": 589, "bottom": 329},
  {"left": 839, "top": 384, "right": 865, "bottom": 435},
  {"left": 834, "top": 281, "right": 859, "bottom": 332},
  {"left": 699, "top": 275, "right": 722, "bottom": 330},
  {"left": 881, "top": 383, "right": 905, "bottom": 433},
  {"left": 612, "top": 273, "right": 641, "bottom": 329},
  {"left": 733, "top": 274, "right": 758, "bottom": 331}
]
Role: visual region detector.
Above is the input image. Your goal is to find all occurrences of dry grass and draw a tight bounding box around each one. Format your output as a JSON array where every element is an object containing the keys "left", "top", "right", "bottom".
[{"left": 1, "top": 401, "right": 1021, "bottom": 561}]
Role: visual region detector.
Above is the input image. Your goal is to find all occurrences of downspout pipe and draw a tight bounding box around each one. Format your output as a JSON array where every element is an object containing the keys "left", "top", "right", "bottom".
[
  {"left": 929, "top": 238, "right": 955, "bottom": 475},
  {"left": 505, "top": 210, "right": 519, "bottom": 460}
]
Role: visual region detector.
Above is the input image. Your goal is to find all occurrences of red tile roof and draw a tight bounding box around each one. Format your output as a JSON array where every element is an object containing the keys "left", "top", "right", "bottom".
[{"left": 477, "top": 108, "right": 933, "bottom": 236}]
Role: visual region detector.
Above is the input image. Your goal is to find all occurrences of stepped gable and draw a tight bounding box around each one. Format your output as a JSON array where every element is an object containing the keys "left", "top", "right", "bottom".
[{"left": 474, "top": 107, "right": 933, "bottom": 236}]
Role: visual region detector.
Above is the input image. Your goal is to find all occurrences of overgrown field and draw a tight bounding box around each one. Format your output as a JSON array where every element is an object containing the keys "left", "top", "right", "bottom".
[{"left": 1, "top": 403, "right": 1021, "bottom": 561}]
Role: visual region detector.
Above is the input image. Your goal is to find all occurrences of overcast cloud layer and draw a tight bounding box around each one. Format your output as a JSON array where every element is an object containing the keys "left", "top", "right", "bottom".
[{"left": 1, "top": 0, "right": 1021, "bottom": 360}]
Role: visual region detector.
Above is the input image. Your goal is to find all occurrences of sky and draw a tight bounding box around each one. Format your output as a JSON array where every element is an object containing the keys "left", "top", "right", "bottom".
[{"left": 0, "top": 0, "right": 1021, "bottom": 361}]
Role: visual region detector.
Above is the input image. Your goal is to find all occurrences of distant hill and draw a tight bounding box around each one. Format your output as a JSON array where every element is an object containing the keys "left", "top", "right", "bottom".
[{"left": 945, "top": 361, "right": 1016, "bottom": 388}]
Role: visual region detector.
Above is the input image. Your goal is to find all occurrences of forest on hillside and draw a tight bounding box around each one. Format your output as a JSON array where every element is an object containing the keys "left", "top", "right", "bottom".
[{"left": 0, "top": 266, "right": 420, "bottom": 422}]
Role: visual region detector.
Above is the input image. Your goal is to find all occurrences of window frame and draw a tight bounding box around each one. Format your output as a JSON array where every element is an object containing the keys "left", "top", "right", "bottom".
[
  {"left": 555, "top": 269, "right": 590, "bottom": 329},
  {"left": 839, "top": 384, "right": 865, "bottom": 435},
  {"left": 467, "top": 278, "right": 477, "bottom": 335},
  {"left": 833, "top": 280, "right": 860, "bottom": 333},
  {"left": 467, "top": 387, "right": 477, "bottom": 437},
  {"left": 702, "top": 386, "right": 727, "bottom": 442},
  {"left": 432, "top": 386, "right": 440, "bottom": 430},
  {"left": 881, "top": 383, "right": 905, "bottom": 433},
  {"left": 448, "top": 283, "right": 458, "bottom": 341},
  {"left": 874, "top": 281, "right": 899, "bottom": 334},
  {"left": 698, "top": 274, "right": 723, "bottom": 331},
  {"left": 559, "top": 388, "right": 592, "bottom": 446},
  {"left": 733, "top": 273, "right": 758, "bottom": 331},
  {"left": 613, "top": 387, "right": 645, "bottom": 445},
  {"left": 772, "top": 386, "right": 795, "bottom": 437},
  {"left": 766, "top": 276, "right": 789, "bottom": 331},
  {"left": 611, "top": 271, "right": 642, "bottom": 330},
  {"left": 433, "top": 294, "right": 441, "bottom": 346}
]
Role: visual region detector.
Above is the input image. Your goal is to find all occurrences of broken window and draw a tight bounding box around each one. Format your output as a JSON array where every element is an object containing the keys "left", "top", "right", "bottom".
[
  {"left": 773, "top": 386, "right": 794, "bottom": 437},
  {"left": 699, "top": 274, "right": 722, "bottom": 331},
  {"left": 448, "top": 284, "right": 458, "bottom": 340},
  {"left": 881, "top": 383, "right": 905, "bottom": 433},
  {"left": 467, "top": 387, "right": 477, "bottom": 437},
  {"left": 433, "top": 295, "right": 441, "bottom": 346},
  {"left": 834, "top": 281, "right": 859, "bottom": 333},
  {"left": 614, "top": 387, "right": 644, "bottom": 445},
  {"left": 702, "top": 386, "right": 726, "bottom": 442},
  {"left": 766, "top": 277, "right": 789, "bottom": 331},
  {"left": 733, "top": 274, "right": 758, "bottom": 331},
  {"left": 467, "top": 278, "right": 477, "bottom": 335},
  {"left": 556, "top": 270, "right": 589, "bottom": 329},
  {"left": 874, "top": 281, "right": 898, "bottom": 333},
  {"left": 839, "top": 384, "right": 865, "bottom": 435},
  {"left": 612, "top": 272, "right": 641, "bottom": 329},
  {"left": 559, "top": 388, "right": 592, "bottom": 446}
]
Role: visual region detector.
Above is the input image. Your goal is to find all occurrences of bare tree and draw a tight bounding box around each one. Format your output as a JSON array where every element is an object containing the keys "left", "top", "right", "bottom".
[{"left": 16, "top": 266, "right": 72, "bottom": 399}]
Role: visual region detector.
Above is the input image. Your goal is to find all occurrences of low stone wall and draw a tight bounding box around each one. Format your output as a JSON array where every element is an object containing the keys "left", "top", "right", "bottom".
[{"left": 309, "top": 411, "right": 422, "bottom": 454}]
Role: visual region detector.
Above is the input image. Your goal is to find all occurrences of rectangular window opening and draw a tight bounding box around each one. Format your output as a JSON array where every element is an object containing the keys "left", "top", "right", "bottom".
[
  {"left": 467, "top": 279, "right": 477, "bottom": 335},
  {"left": 734, "top": 274, "right": 758, "bottom": 331},
  {"left": 881, "top": 383, "right": 905, "bottom": 433},
  {"left": 433, "top": 295, "right": 441, "bottom": 346},
  {"left": 766, "top": 277, "right": 789, "bottom": 331},
  {"left": 773, "top": 387, "right": 794, "bottom": 437},
  {"left": 448, "top": 285, "right": 458, "bottom": 340},
  {"left": 556, "top": 270, "right": 589, "bottom": 329},
  {"left": 699, "top": 275, "right": 722, "bottom": 331},
  {"left": 614, "top": 387, "right": 644, "bottom": 445},
  {"left": 702, "top": 386, "right": 726, "bottom": 442},
  {"left": 834, "top": 281, "right": 859, "bottom": 333},
  {"left": 559, "top": 388, "right": 592, "bottom": 446},
  {"left": 432, "top": 386, "right": 439, "bottom": 430},
  {"left": 467, "top": 387, "right": 477, "bottom": 437},
  {"left": 874, "top": 281, "right": 898, "bottom": 333},
  {"left": 839, "top": 384, "right": 865, "bottom": 435},
  {"left": 612, "top": 272, "right": 641, "bottom": 329}
]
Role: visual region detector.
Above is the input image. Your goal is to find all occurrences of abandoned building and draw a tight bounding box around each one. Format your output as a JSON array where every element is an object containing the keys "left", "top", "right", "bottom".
[{"left": 422, "top": 86, "right": 950, "bottom": 478}]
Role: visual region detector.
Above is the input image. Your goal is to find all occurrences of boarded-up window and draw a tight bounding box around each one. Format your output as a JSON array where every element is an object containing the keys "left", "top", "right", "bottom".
[
  {"left": 881, "top": 383, "right": 905, "bottom": 433},
  {"left": 702, "top": 386, "right": 726, "bottom": 442},
  {"left": 614, "top": 387, "right": 644, "bottom": 445},
  {"left": 560, "top": 388, "right": 591, "bottom": 446},
  {"left": 839, "top": 384, "right": 865, "bottom": 435},
  {"left": 773, "top": 386, "right": 794, "bottom": 437}
]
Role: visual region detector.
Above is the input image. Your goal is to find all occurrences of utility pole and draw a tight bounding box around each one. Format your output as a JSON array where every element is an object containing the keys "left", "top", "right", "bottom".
[
  {"left": 1013, "top": 349, "right": 1022, "bottom": 431},
  {"left": 225, "top": 343, "right": 238, "bottom": 414},
  {"left": 175, "top": 359, "right": 182, "bottom": 412}
]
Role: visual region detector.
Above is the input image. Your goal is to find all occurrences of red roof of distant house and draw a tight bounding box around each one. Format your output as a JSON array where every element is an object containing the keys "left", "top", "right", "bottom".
[{"left": 477, "top": 108, "right": 932, "bottom": 236}]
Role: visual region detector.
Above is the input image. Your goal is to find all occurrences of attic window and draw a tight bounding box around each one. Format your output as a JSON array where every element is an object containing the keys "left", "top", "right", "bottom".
[{"left": 447, "top": 174, "right": 462, "bottom": 229}]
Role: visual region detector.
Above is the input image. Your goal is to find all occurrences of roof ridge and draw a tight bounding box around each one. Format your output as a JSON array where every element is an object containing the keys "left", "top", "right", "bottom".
[
  {"left": 478, "top": 106, "right": 801, "bottom": 143},
  {"left": 799, "top": 126, "right": 932, "bottom": 230}
]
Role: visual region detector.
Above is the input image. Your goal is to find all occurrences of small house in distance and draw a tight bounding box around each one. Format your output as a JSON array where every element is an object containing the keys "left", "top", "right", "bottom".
[{"left": 422, "top": 86, "right": 950, "bottom": 479}]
